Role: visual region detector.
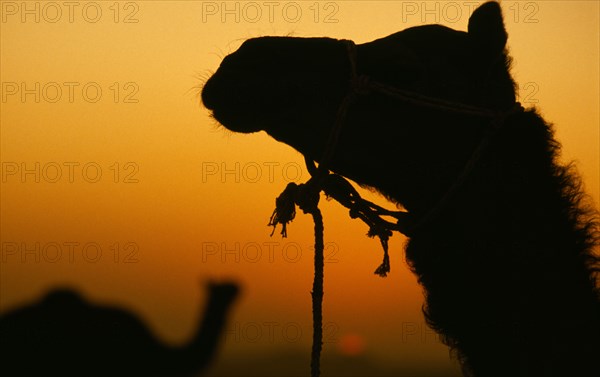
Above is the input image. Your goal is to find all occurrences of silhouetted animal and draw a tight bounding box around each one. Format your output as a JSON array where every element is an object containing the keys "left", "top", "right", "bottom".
[
  {"left": 0, "top": 282, "right": 239, "bottom": 377},
  {"left": 201, "top": 2, "right": 600, "bottom": 376}
]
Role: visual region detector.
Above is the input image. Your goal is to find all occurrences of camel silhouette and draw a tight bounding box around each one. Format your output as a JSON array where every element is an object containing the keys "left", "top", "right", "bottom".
[
  {"left": 201, "top": 2, "right": 600, "bottom": 376},
  {"left": 0, "top": 281, "right": 239, "bottom": 377}
]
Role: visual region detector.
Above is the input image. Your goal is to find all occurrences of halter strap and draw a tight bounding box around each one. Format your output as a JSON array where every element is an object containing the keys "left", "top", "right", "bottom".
[{"left": 308, "top": 39, "right": 524, "bottom": 235}]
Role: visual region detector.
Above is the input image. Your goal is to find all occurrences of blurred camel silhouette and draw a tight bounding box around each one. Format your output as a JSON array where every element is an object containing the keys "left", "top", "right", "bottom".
[
  {"left": 201, "top": 2, "right": 600, "bottom": 376},
  {"left": 0, "top": 282, "right": 239, "bottom": 377}
]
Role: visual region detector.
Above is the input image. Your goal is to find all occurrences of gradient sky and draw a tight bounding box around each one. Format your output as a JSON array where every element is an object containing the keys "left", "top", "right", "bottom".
[{"left": 1, "top": 1, "right": 598, "bottom": 375}]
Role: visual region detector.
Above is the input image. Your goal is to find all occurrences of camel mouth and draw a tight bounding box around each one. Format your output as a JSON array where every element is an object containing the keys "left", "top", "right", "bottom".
[{"left": 209, "top": 108, "right": 263, "bottom": 134}]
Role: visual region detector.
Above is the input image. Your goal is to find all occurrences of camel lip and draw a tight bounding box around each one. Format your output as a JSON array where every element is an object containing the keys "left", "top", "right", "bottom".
[{"left": 211, "top": 109, "right": 263, "bottom": 134}]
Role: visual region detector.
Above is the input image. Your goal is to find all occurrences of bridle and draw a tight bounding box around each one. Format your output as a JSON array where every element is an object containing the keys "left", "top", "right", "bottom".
[
  {"left": 304, "top": 39, "right": 525, "bottom": 236},
  {"left": 267, "top": 38, "right": 525, "bottom": 377},
  {"left": 268, "top": 38, "right": 524, "bottom": 277}
]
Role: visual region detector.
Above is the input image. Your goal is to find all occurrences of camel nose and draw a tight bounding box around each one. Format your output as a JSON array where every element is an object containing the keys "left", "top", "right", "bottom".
[
  {"left": 201, "top": 74, "right": 218, "bottom": 110},
  {"left": 201, "top": 54, "right": 239, "bottom": 110}
]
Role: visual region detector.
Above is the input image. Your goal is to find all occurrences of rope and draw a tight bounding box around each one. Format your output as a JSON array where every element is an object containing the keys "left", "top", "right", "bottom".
[
  {"left": 407, "top": 102, "right": 524, "bottom": 232},
  {"left": 310, "top": 209, "right": 324, "bottom": 377},
  {"left": 267, "top": 166, "right": 407, "bottom": 377},
  {"left": 313, "top": 40, "right": 524, "bottom": 237},
  {"left": 267, "top": 177, "right": 324, "bottom": 377},
  {"left": 317, "top": 171, "right": 411, "bottom": 276},
  {"left": 265, "top": 38, "right": 525, "bottom": 377}
]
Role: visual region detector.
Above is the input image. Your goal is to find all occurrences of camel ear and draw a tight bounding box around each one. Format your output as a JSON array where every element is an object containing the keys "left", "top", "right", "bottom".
[{"left": 468, "top": 1, "right": 507, "bottom": 56}]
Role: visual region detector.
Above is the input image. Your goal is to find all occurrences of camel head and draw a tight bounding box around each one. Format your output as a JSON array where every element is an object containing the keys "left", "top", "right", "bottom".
[{"left": 201, "top": 1, "right": 517, "bottom": 212}]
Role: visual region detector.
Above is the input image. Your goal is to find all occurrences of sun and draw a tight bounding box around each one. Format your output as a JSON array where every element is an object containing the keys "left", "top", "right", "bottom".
[{"left": 337, "top": 333, "right": 366, "bottom": 357}]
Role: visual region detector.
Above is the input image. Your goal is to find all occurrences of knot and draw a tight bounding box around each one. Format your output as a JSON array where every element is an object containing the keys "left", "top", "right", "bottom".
[
  {"left": 352, "top": 75, "right": 371, "bottom": 95},
  {"left": 296, "top": 181, "right": 321, "bottom": 215},
  {"left": 268, "top": 180, "right": 321, "bottom": 237}
]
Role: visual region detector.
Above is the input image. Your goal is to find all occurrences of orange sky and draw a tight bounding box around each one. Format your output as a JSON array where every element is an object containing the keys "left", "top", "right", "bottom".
[{"left": 1, "top": 1, "right": 598, "bottom": 375}]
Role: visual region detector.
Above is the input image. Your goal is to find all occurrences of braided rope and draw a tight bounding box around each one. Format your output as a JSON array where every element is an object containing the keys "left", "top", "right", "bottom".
[{"left": 310, "top": 209, "right": 324, "bottom": 377}]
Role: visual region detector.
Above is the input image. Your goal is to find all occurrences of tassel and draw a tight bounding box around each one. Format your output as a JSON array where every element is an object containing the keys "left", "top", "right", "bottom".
[
  {"left": 373, "top": 238, "right": 391, "bottom": 277},
  {"left": 367, "top": 225, "right": 393, "bottom": 277},
  {"left": 268, "top": 183, "right": 298, "bottom": 237}
]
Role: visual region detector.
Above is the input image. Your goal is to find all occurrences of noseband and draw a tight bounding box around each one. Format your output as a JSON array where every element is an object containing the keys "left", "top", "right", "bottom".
[{"left": 306, "top": 39, "right": 524, "bottom": 234}]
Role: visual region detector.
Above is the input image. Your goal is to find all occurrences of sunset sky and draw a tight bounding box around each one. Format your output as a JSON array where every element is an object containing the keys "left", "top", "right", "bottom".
[{"left": 1, "top": 1, "right": 598, "bottom": 376}]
